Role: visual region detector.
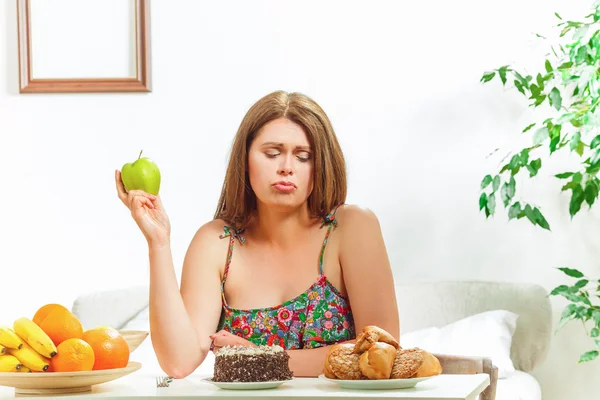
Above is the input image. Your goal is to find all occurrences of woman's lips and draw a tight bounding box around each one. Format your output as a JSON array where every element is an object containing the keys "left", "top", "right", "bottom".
[{"left": 272, "top": 181, "right": 296, "bottom": 192}]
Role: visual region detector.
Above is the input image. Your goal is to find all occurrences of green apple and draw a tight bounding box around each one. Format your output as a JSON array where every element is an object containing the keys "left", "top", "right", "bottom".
[{"left": 121, "top": 150, "right": 161, "bottom": 195}]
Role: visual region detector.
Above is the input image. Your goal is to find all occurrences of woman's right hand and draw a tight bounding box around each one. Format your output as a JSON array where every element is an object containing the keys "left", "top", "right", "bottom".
[{"left": 115, "top": 170, "right": 171, "bottom": 247}]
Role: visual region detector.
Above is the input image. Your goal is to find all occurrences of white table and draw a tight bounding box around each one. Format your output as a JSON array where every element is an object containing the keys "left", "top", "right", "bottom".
[{"left": 0, "top": 372, "right": 490, "bottom": 400}]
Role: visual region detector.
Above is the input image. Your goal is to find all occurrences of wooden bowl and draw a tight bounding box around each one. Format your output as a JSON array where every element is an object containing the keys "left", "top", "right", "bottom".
[
  {"left": 0, "top": 361, "right": 142, "bottom": 395},
  {"left": 118, "top": 330, "right": 149, "bottom": 353}
]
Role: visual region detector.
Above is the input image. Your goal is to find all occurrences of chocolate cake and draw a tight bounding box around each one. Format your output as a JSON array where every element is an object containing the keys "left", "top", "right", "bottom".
[{"left": 213, "top": 345, "right": 293, "bottom": 382}]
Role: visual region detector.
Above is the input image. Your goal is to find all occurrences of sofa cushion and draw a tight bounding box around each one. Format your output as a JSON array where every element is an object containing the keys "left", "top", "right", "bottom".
[
  {"left": 401, "top": 310, "right": 518, "bottom": 378},
  {"left": 496, "top": 370, "right": 542, "bottom": 400},
  {"left": 71, "top": 285, "right": 149, "bottom": 331}
]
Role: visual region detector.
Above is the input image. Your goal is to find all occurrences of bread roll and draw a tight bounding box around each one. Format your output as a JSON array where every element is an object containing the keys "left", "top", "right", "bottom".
[
  {"left": 411, "top": 349, "right": 442, "bottom": 378},
  {"left": 326, "top": 343, "right": 364, "bottom": 380},
  {"left": 358, "top": 342, "right": 396, "bottom": 380},
  {"left": 353, "top": 325, "right": 400, "bottom": 354},
  {"left": 390, "top": 348, "right": 424, "bottom": 379}
]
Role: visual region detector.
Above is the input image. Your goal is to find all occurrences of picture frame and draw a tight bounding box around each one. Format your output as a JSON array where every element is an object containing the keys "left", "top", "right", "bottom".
[{"left": 16, "top": 0, "right": 152, "bottom": 94}]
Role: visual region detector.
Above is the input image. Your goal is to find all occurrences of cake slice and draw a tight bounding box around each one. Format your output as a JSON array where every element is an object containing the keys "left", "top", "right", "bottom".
[{"left": 213, "top": 344, "right": 293, "bottom": 382}]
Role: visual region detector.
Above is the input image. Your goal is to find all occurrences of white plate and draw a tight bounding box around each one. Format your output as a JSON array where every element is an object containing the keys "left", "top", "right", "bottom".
[
  {"left": 318, "top": 374, "right": 432, "bottom": 390},
  {"left": 202, "top": 377, "right": 292, "bottom": 390}
]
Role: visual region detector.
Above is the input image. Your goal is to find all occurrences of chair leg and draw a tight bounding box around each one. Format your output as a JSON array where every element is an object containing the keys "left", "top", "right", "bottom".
[{"left": 480, "top": 359, "right": 498, "bottom": 400}]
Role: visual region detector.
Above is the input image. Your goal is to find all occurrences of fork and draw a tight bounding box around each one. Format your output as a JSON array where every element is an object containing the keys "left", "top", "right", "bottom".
[{"left": 156, "top": 376, "right": 174, "bottom": 388}]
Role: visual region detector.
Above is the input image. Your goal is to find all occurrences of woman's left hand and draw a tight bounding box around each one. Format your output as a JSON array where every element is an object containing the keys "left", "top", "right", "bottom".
[{"left": 210, "top": 330, "right": 256, "bottom": 352}]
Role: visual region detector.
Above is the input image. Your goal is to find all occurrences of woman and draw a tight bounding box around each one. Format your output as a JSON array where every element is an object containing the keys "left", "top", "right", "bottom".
[{"left": 115, "top": 91, "right": 399, "bottom": 378}]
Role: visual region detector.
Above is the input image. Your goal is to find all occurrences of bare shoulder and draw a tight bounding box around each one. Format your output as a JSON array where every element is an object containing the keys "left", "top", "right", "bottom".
[
  {"left": 335, "top": 204, "right": 382, "bottom": 232},
  {"left": 184, "top": 219, "right": 232, "bottom": 267},
  {"left": 334, "top": 204, "right": 386, "bottom": 258},
  {"left": 192, "top": 218, "right": 230, "bottom": 242}
]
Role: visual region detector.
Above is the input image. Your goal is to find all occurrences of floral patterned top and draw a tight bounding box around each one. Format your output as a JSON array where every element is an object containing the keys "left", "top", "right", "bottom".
[{"left": 215, "top": 206, "right": 356, "bottom": 350}]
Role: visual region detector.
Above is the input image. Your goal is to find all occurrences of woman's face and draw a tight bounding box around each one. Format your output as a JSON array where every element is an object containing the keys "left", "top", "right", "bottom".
[{"left": 247, "top": 117, "right": 314, "bottom": 212}]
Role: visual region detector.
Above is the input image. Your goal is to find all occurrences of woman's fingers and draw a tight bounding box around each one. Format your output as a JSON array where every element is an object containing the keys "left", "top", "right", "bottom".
[
  {"left": 115, "top": 170, "right": 128, "bottom": 204},
  {"left": 209, "top": 330, "right": 229, "bottom": 339},
  {"left": 131, "top": 194, "right": 155, "bottom": 211},
  {"left": 153, "top": 195, "right": 166, "bottom": 211},
  {"left": 128, "top": 190, "right": 156, "bottom": 209}
]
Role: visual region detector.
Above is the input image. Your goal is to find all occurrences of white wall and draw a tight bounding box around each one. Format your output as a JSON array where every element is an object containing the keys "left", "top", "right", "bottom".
[{"left": 1, "top": 0, "right": 599, "bottom": 398}]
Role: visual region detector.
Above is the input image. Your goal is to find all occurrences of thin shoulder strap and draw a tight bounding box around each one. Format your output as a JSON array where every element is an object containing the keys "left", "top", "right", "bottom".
[
  {"left": 318, "top": 205, "right": 342, "bottom": 275},
  {"left": 219, "top": 226, "right": 245, "bottom": 287}
]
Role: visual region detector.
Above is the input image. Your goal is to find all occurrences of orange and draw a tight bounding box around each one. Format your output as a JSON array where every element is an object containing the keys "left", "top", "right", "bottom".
[
  {"left": 81, "top": 327, "right": 129, "bottom": 370},
  {"left": 32, "top": 304, "right": 69, "bottom": 326},
  {"left": 50, "top": 338, "right": 95, "bottom": 372},
  {"left": 38, "top": 308, "right": 83, "bottom": 346}
]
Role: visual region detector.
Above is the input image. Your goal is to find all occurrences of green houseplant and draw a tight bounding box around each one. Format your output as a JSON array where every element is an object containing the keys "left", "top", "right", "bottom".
[{"left": 479, "top": 2, "right": 600, "bottom": 363}]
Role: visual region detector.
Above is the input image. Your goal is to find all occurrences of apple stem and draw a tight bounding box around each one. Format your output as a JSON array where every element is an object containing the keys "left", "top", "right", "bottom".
[{"left": 138, "top": 150, "right": 143, "bottom": 160}]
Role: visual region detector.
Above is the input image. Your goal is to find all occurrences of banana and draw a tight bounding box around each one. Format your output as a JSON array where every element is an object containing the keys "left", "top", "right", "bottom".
[
  {"left": 19, "top": 365, "right": 31, "bottom": 373},
  {"left": 0, "top": 344, "right": 5, "bottom": 354},
  {"left": 0, "top": 355, "right": 22, "bottom": 372},
  {"left": 13, "top": 318, "right": 57, "bottom": 358},
  {"left": 0, "top": 326, "right": 23, "bottom": 349},
  {"left": 7, "top": 342, "right": 49, "bottom": 372}
]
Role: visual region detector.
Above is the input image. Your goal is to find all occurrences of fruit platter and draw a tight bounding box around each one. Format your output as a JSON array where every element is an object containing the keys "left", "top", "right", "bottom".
[{"left": 0, "top": 304, "right": 147, "bottom": 395}]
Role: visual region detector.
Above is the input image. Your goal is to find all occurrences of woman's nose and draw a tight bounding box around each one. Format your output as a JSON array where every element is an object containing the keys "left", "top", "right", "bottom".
[{"left": 278, "top": 156, "right": 294, "bottom": 175}]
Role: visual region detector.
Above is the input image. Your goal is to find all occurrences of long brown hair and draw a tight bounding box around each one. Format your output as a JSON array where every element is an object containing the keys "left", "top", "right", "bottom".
[{"left": 214, "top": 91, "right": 347, "bottom": 229}]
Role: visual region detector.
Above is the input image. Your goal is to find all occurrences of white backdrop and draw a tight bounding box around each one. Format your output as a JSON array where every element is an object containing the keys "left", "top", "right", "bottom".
[{"left": 1, "top": 0, "right": 599, "bottom": 398}]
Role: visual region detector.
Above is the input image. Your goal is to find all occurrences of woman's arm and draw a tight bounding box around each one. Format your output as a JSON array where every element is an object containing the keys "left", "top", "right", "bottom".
[
  {"left": 286, "top": 206, "right": 400, "bottom": 378},
  {"left": 115, "top": 172, "right": 225, "bottom": 379},
  {"left": 287, "top": 340, "right": 356, "bottom": 377},
  {"left": 149, "top": 221, "right": 226, "bottom": 379},
  {"left": 338, "top": 205, "right": 400, "bottom": 341}
]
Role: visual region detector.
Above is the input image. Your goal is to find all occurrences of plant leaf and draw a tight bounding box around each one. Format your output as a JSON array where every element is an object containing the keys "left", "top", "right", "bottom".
[
  {"left": 501, "top": 177, "right": 516, "bottom": 207},
  {"left": 533, "top": 127, "right": 550, "bottom": 145},
  {"left": 550, "top": 285, "right": 570, "bottom": 295},
  {"left": 570, "top": 184, "right": 585, "bottom": 216},
  {"left": 556, "top": 303, "right": 577, "bottom": 332},
  {"left": 576, "top": 141, "right": 584, "bottom": 157},
  {"left": 498, "top": 66, "right": 508, "bottom": 85},
  {"left": 558, "top": 267, "right": 585, "bottom": 278},
  {"left": 570, "top": 132, "right": 581, "bottom": 152},
  {"left": 585, "top": 180, "right": 598, "bottom": 207},
  {"left": 549, "top": 88, "right": 562, "bottom": 111},
  {"left": 558, "top": 61, "right": 573, "bottom": 70},
  {"left": 550, "top": 135, "right": 560, "bottom": 153},
  {"left": 576, "top": 46, "right": 588, "bottom": 65},
  {"left": 508, "top": 202, "right": 521, "bottom": 220},
  {"left": 481, "top": 175, "right": 493, "bottom": 189},
  {"left": 591, "top": 150, "right": 600, "bottom": 167},
  {"left": 527, "top": 159, "right": 542, "bottom": 177},
  {"left": 575, "top": 279, "right": 589, "bottom": 288},
  {"left": 556, "top": 172, "right": 574, "bottom": 179},
  {"left": 545, "top": 59, "right": 553, "bottom": 73},
  {"left": 488, "top": 193, "right": 496, "bottom": 215},
  {"left": 492, "top": 175, "right": 501, "bottom": 192},
  {"left": 481, "top": 72, "right": 496, "bottom": 83},
  {"left": 579, "top": 350, "right": 599, "bottom": 363},
  {"left": 590, "top": 135, "right": 600, "bottom": 149},
  {"left": 524, "top": 204, "right": 536, "bottom": 225},
  {"left": 523, "top": 123, "right": 536, "bottom": 133},
  {"left": 533, "top": 207, "right": 550, "bottom": 230},
  {"left": 479, "top": 192, "right": 488, "bottom": 211},
  {"left": 574, "top": 26, "right": 590, "bottom": 41}
]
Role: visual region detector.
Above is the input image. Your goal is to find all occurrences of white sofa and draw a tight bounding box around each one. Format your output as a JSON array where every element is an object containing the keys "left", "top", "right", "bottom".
[
  {"left": 394, "top": 281, "right": 551, "bottom": 400},
  {"left": 71, "top": 280, "right": 552, "bottom": 400}
]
